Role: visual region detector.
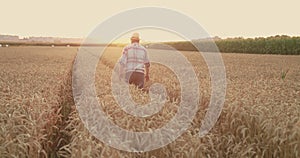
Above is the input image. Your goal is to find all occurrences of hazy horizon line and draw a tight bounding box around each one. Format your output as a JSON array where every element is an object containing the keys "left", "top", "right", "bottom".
[{"left": 1, "top": 33, "right": 299, "bottom": 44}]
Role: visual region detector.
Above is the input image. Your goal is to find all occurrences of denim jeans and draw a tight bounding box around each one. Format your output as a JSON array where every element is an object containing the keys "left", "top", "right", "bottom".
[{"left": 125, "top": 71, "right": 145, "bottom": 89}]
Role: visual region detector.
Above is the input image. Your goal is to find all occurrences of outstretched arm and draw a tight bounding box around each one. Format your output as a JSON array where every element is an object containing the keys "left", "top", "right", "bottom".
[
  {"left": 145, "top": 63, "right": 150, "bottom": 81},
  {"left": 119, "top": 65, "right": 124, "bottom": 80},
  {"left": 118, "top": 48, "right": 127, "bottom": 80}
]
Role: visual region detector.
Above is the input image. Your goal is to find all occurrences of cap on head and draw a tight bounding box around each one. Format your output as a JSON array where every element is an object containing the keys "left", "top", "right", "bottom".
[{"left": 131, "top": 32, "right": 140, "bottom": 41}]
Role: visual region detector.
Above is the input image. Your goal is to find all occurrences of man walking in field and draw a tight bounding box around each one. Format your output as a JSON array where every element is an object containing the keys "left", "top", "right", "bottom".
[{"left": 118, "top": 33, "right": 150, "bottom": 89}]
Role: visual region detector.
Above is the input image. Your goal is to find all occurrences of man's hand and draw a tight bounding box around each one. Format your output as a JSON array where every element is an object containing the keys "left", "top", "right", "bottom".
[
  {"left": 118, "top": 73, "right": 123, "bottom": 81},
  {"left": 145, "top": 75, "right": 150, "bottom": 82}
]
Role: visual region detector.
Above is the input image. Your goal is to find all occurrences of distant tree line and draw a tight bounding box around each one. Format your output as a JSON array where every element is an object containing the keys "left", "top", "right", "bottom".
[{"left": 161, "top": 35, "right": 300, "bottom": 55}]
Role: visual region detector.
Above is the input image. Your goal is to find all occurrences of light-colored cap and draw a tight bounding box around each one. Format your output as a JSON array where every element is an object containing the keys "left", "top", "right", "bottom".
[{"left": 131, "top": 32, "right": 140, "bottom": 40}]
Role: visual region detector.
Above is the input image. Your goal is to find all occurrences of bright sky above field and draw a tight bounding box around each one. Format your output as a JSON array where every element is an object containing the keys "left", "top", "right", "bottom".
[{"left": 1, "top": 0, "right": 299, "bottom": 42}]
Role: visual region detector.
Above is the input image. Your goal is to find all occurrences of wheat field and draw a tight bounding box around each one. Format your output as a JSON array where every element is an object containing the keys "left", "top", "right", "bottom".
[{"left": 0, "top": 46, "right": 299, "bottom": 157}]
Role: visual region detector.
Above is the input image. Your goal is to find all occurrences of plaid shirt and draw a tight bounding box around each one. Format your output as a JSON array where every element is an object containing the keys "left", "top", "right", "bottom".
[{"left": 119, "top": 42, "right": 150, "bottom": 73}]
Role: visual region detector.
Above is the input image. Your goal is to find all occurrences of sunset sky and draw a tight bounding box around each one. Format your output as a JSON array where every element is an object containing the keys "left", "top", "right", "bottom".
[{"left": 1, "top": 0, "right": 299, "bottom": 42}]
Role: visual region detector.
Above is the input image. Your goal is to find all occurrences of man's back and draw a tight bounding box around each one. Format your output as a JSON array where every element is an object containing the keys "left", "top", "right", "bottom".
[{"left": 119, "top": 42, "right": 149, "bottom": 73}]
